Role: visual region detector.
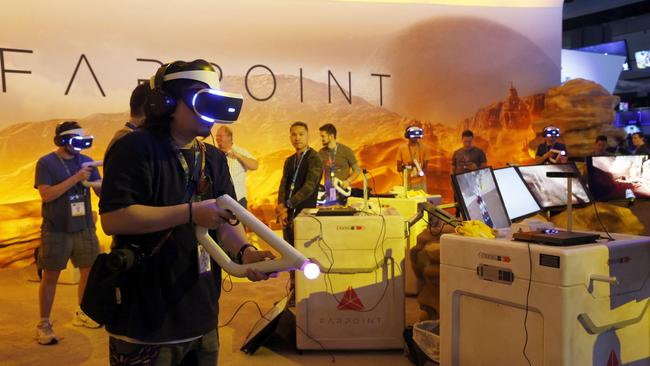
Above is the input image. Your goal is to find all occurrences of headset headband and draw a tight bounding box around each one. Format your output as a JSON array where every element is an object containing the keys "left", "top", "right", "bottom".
[
  {"left": 164, "top": 70, "right": 220, "bottom": 89},
  {"left": 58, "top": 128, "right": 85, "bottom": 136}
]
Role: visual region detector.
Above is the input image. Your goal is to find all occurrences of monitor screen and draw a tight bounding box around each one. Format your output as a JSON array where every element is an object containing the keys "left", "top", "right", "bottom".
[
  {"left": 452, "top": 167, "right": 510, "bottom": 229},
  {"left": 517, "top": 163, "right": 592, "bottom": 209},
  {"left": 635, "top": 50, "right": 650, "bottom": 70},
  {"left": 493, "top": 167, "right": 542, "bottom": 222},
  {"left": 587, "top": 155, "right": 650, "bottom": 201},
  {"left": 577, "top": 40, "right": 630, "bottom": 70}
]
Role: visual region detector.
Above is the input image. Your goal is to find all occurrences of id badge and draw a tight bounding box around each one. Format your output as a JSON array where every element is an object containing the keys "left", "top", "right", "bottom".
[
  {"left": 69, "top": 195, "right": 86, "bottom": 217},
  {"left": 197, "top": 245, "right": 212, "bottom": 275},
  {"left": 329, "top": 187, "right": 337, "bottom": 201}
]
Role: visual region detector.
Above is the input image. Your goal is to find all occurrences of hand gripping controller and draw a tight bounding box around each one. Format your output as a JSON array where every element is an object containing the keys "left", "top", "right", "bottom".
[{"left": 196, "top": 194, "right": 320, "bottom": 279}]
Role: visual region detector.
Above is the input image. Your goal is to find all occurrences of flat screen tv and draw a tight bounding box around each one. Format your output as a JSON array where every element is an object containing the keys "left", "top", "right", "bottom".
[
  {"left": 493, "top": 167, "right": 542, "bottom": 222},
  {"left": 586, "top": 155, "right": 650, "bottom": 201},
  {"left": 517, "top": 163, "right": 592, "bottom": 210},
  {"left": 451, "top": 167, "right": 510, "bottom": 229}
]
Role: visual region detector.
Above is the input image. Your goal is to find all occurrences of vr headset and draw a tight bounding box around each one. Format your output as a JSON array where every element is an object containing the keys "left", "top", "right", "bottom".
[
  {"left": 543, "top": 126, "right": 560, "bottom": 138},
  {"left": 405, "top": 126, "right": 424, "bottom": 139},
  {"left": 184, "top": 87, "right": 243, "bottom": 124},
  {"left": 155, "top": 69, "right": 244, "bottom": 124},
  {"left": 55, "top": 128, "right": 94, "bottom": 151}
]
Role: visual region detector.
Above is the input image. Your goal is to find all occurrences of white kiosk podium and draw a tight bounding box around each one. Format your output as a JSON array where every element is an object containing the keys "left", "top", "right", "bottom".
[
  {"left": 293, "top": 208, "right": 406, "bottom": 350},
  {"left": 439, "top": 233, "right": 650, "bottom": 366},
  {"left": 349, "top": 194, "right": 441, "bottom": 295}
]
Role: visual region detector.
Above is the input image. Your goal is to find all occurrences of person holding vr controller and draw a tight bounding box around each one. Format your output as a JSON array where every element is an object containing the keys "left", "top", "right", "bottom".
[
  {"left": 535, "top": 125, "right": 569, "bottom": 164},
  {"left": 397, "top": 125, "right": 429, "bottom": 192},
  {"left": 34, "top": 121, "right": 103, "bottom": 345},
  {"left": 98, "top": 59, "right": 273, "bottom": 365}
]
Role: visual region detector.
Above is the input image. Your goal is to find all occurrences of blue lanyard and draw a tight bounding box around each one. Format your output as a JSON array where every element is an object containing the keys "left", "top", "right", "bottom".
[
  {"left": 328, "top": 144, "right": 338, "bottom": 179},
  {"left": 289, "top": 148, "right": 310, "bottom": 199},
  {"left": 56, "top": 153, "right": 85, "bottom": 196}
]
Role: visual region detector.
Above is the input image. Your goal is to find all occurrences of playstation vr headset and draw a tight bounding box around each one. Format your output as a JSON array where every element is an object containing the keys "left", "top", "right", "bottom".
[
  {"left": 54, "top": 121, "right": 93, "bottom": 151},
  {"left": 543, "top": 125, "right": 561, "bottom": 138},
  {"left": 147, "top": 60, "right": 243, "bottom": 124},
  {"left": 405, "top": 126, "right": 424, "bottom": 139}
]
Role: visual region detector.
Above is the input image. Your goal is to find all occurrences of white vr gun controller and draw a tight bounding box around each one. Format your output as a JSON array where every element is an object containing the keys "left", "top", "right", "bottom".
[
  {"left": 196, "top": 195, "right": 320, "bottom": 279},
  {"left": 332, "top": 177, "right": 352, "bottom": 197},
  {"left": 81, "top": 160, "right": 102, "bottom": 188},
  {"left": 549, "top": 149, "right": 566, "bottom": 163}
]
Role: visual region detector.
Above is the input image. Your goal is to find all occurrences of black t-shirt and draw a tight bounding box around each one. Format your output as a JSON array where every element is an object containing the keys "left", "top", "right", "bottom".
[
  {"left": 99, "top": 130, "right": 236, "bottom": 342},
  {"left": 536, "top": 142, "right": 567, "bottom": 164}
]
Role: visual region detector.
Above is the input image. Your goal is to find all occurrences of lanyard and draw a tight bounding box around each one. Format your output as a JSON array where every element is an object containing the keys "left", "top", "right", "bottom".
[
  {"left": 55, "top": 153, "right": 85, "bottom": 196},
  {"left": 289, "top": 148, "right": 310, "bottom": 199},
  {"left": 172, "top": 139, "right": 206, "bottom": 201},
  {"left": 327, "top": 144, "right": 338, "bottom": 179},
  {"left": 408, "top": 143, "right": 421, "bottom": 163}
]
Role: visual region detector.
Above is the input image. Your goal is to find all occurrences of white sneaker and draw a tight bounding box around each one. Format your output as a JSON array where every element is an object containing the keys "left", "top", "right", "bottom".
[
  {"left": 72, "top": 310, "right": 101, "bottom": 329},
  {"left": 36, "top": 321, "right": 59, "bottom": 345}
]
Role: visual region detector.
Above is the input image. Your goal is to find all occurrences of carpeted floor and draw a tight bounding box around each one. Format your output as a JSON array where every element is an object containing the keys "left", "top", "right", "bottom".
[{"left": 0, "top": 266, "right": 420, "bottom": 366}]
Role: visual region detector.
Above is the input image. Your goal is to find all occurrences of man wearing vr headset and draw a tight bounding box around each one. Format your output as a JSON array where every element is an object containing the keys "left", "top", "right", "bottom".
[
  {"left": 34, "top": 121, "right": 102, "bottom": 344},
  {"left": 99, "top": 60, "right": 273, "bottom": 365},
  {"left": 535, "top": 125, "right": 569, "bottom": 164},
  {"left": 397, "top": 125, "right": 429, "bottom": 191}
]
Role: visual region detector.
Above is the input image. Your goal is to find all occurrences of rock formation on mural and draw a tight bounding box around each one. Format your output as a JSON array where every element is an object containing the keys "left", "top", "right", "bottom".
[{"left": 529, "top": 78, "right": 623, "bottom": 156}]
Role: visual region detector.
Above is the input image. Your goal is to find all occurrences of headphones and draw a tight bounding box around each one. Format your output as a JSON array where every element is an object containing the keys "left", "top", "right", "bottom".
[
  {"left": 146, "top": 63, "right": 177, "bottom": 118},
  {"left": 405, "top": 126, "right": 424, "bottom": 139},
  {"left": 543, "top": 125, "right": 560, "bottom": 138}
]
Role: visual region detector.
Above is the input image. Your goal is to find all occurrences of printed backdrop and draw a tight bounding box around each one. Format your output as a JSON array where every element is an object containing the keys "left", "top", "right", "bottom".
[{"left": 1, "top": 0, "right": 573, "bottom": 266}]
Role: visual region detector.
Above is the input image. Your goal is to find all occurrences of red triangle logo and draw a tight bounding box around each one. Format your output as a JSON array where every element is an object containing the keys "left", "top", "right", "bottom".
[
  {"left": 607, "top": 350, "right": 619, "bottom": 366},
  {"left": 337, "top": 286, "right": 365, "bottom": 311}
]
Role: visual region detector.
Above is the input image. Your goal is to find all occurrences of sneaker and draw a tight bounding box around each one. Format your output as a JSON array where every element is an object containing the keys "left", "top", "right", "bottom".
[
  {"left": 36, "top": 321, "right": 58, "bottom": 345},
  {"left": 72, "top": 310, "right": 102, "bottom": 329}
]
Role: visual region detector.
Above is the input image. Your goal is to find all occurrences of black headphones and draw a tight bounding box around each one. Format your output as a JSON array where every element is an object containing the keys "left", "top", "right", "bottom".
[
  {"left": 146, "top": 63, "right": 177, "bottom": 118},
  {"left": 53, "top": 121, "right": 81, "bottom": 147}
]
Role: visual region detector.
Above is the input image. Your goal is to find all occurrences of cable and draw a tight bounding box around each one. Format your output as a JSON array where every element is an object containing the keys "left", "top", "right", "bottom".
[
  {"left": 221, "top": 273, "right": 233, "bottom": 292},
  {"left": 295, "top": 322, "right": 336, "bottom": 363},
  {"left": 218, "top": 300, "right": 264, "bottom": 328},
  {"left": 230, "top": 293, "right": 336, "bottom": 362},
  {"left": 592, "top": 202, "right": 614, "bottom": 241},
  {"left": 367, "top": 170, "right": 382, "bottom": 212},
  {"left": 304, "top": 215, "right": 392, "bottom": 312},
  {"left": 522, "top": 242, "right": 533, "bottom": 366}
]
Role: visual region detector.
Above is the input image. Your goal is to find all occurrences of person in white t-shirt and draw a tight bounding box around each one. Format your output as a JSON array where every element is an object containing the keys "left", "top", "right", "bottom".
[{"left": 215, "top": 126, "right": 258, "bottom": 208}]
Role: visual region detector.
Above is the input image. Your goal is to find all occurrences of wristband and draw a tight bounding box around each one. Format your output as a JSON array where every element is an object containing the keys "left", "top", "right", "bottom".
[{"left": 236, "top": 243, "right": 256, "bottom": 264}]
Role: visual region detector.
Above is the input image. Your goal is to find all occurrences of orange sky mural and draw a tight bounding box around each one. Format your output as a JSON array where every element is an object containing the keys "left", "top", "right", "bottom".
[{"left": 0, "top": 0, "right": 569, "bottom": 267}]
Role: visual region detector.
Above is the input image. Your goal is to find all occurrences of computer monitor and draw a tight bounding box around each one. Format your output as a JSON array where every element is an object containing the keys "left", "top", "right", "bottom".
[
  {"left": 451, "top": 167, "right": 510, "bottom": 229},
  {"left": 493, "top": 167, "right": 542, "bottom": 222},
  {"left": 586, "top": 155, "right": 650, "bottom": 201},
  {"left": 517, "top": 163, "right": 592, "bottom": 210}
]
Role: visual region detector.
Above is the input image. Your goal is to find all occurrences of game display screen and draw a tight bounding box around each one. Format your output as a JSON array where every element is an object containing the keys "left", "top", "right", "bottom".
[
  {"left": 587, "top": 155, "right": 650, "bottom": 201},
  {"left": 452, "top": 167, "right": 510, "bottom": 229},
  {"left": 493, "top": 167, "right": 542, "bottom": 221},
  {"left": 517, "top": 163, "right": 592, "bottom": 209}
]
